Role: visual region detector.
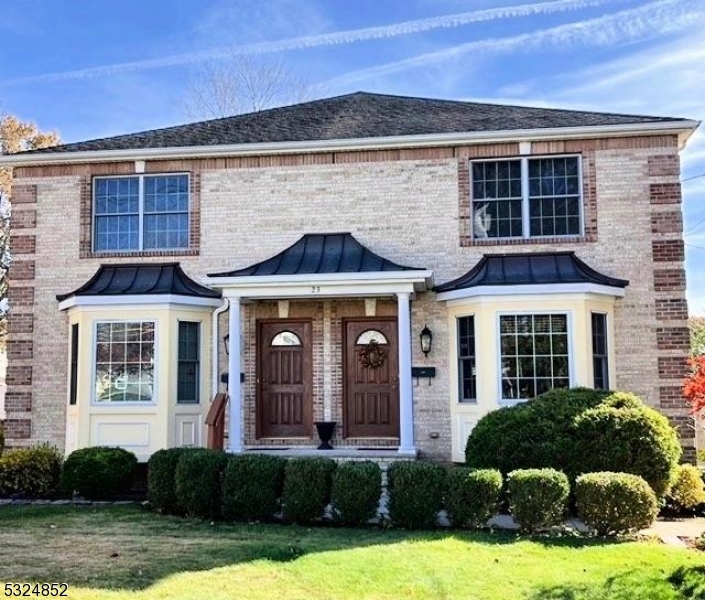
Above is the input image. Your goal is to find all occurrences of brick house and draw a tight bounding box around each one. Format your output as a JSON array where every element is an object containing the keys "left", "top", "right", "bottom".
[{"left": 0, "top": 92, "right": 699, "bottom": 462}]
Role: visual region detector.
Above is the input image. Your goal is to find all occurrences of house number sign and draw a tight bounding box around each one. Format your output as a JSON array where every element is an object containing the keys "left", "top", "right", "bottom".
[{"left": 311, "top": 285, "right": 321, "bottom": 294}]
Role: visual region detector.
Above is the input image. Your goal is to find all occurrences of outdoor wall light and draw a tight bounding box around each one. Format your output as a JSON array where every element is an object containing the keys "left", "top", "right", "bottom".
[
  {"left": 223, "top": 333, "right": 230, "bottom": 356},
  {"left": 420, "top": 325, "right": 433, "bottom": 356}
]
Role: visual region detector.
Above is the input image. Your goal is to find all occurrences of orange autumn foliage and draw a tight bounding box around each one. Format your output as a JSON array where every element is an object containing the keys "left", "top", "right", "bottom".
[{"left": 683, "top": 356, "right": 705, "bottom": 414}]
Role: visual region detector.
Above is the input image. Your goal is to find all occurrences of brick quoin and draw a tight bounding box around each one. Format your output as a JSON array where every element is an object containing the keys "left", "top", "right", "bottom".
[
  {"left": 651, "top": 211, "right": 683, "bottom": 235},
  {"left": 650, "top": 182, "right": 682, "bottom": 204},
  {"left": 654, "top": 268, "right": 686, "bottom": 292},
  {"left": 10, "top": 184, "right": 37, "bottom": 205},
  {"left": 8, "top": 314, "right": 34, "bottom": 334},
  {"left": 4, "top": 391, "right": 32, "bottom": 412},
  {"left": 11, "top": 209, "right": 36, "bottom": 229},
  {"left": 6, "top": 365, "right": 32, "bottom": 386},
  {"left": 658, "top": 356, "right": 689, "bottom": 379},
  {"left": 648, "top": 155, "right": 680, "bottom": 177},
  {"left": 652, "top": 239, "right": 685, "bottom": 262},
  {"left": 655, "top": 298, "right": 689, "bottom": 321},
  {"left": 7, "top": 340, "right": 33, "bottom": 361},
  {"left": 659, "top": 386, "right": 686, "bottom": 409},
  {"left": 656, "top": 327, "right": 690, "bottom": 351},
  {"left": 10, "top": 260, "right": 35, "bottom": 281},
  {"left": 9, "top": 234, "right": 36, "bottom": 255},
  {"left": 7, "top": 286, "right": 34, "bottom": 308},
  {"left": 4, "top": 419, "right": 31, "bottom": 439}
]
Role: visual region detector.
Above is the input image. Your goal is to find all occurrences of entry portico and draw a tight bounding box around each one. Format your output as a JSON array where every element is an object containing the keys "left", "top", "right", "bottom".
[{"left": 206, "top": 233, "right": 432, "bottom": 456}]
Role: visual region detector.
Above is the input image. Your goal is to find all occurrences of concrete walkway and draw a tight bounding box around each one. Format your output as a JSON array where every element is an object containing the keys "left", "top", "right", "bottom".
[{"left": 642, "top": 518, "right": 705, "bottom": 548}]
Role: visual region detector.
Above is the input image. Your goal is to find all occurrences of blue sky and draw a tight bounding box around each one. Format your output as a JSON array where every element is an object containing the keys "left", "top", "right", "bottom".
[{"left": 2, "top": 0, "right": 704, "bottom": 310}]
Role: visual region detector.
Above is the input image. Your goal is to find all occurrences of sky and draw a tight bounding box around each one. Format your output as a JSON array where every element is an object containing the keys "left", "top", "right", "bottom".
[{"left": 1, "top": 0, "right": 704, "bottom": 310}]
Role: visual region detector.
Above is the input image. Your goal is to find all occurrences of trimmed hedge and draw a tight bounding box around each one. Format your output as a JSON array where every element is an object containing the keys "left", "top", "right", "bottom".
[
  {"left": 282, "top": 457, "right": 336, "bottom": 524},
  {"left": 330, "top": 461, "right": 382, "bottom": 526},
  {"left": 61, "top": 446, "right": 137, "bottom": 500},
  {"left": 148, "top": 448, "right": 199, "bottom": 514},
  {"left": 0, "top": 425, "right": 4, "bottom": 457},
  {"left": 572, "top": 400, "right": 681, "bottom": 499},
  {"left": 667, "top": 464, "right": 705, "bottom": 511},
  {"left": 575, "top": 472, "right": 658, "bottom": 535},
  {"left": 174, "top": 449, "right": 228, "bottom": 519},
  {"left": 0, "top": 445, "right": 62, "bottom": 498},
  {"left": 507, "top": 468, "right": 569, "bottom": 533},
  {"left": 387, "top": 461, "right": 447, "bottom": 529},
  {"left": 465, "top": 388, "right": 609, "bottom": 473},
  {"left": 222, "top": 454, "right": 286, "bottom": 522},
  {"left": 445, "top": 468, "right": 502, "bottom": 529}
]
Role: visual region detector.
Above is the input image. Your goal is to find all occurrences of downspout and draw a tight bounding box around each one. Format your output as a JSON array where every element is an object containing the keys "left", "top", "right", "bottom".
[{"left": 211, "top": 298, "right": 230, "bottom": 398}]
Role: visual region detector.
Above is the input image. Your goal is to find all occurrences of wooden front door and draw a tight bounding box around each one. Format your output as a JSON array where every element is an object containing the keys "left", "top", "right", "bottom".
[
  {"left": 258, "top": 320, "right": 312, "bottom": 438},
  {"left": 344, "top": 319, "right": 399, "bottom": 438}
]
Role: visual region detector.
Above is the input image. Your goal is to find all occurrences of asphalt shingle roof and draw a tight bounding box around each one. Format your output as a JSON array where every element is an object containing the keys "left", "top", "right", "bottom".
[
  {"left": 434, "top": 252, "right": 629, "bottom": 292},
  {"left": 208, "top": 233, "right": 424, "bottom": 277},
  {"left": 28, "top": 92, "right": 683, "bottom": 154},
  {"left": 56, "top": 262, "right": 221, "bottom": 301}
]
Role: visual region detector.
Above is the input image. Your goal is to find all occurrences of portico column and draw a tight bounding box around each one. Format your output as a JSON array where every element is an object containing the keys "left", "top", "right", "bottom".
[
  {"left": 227, "top": 296, "right": 243, "bottom": 453},
  {"left": 397, "top": 292, "right": 415, "bottom": 454}
]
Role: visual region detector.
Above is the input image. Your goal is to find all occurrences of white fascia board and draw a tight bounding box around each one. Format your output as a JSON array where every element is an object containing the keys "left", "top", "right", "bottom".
[
  {"left": 218, "top": 280, "right": 419, "bottom": 300},
  {"left": 436, "top": 283, "right": 626, "bottom": 303},
  {"left": 58, "top": 294, "right": 223, "bottom": 311},
  {"left": 206, "top": 270, "right": 432, "bottom": 287},
  {"left": 3, "top": 121, "right": 699, "bottom": 166}
]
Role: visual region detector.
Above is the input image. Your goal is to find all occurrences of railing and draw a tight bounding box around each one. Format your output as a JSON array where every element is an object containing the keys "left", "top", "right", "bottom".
[{"left": 205, "top": 393, "right": 228, "bottom": 450}]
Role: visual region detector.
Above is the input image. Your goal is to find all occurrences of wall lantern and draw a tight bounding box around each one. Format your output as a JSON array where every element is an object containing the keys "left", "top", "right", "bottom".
[
  {"left": 419, "top": 325, "right": 433, "bottom": 356},
  {"left": 223, "top": 333, "right": 230, "bottom": 356}
]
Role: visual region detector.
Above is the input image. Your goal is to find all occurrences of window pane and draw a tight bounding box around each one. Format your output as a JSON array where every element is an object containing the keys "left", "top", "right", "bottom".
[
  {"left": 457, "top": 316, "right": 476, "bottom": 402},
  {"left": 472, "top": 160, "right": 522, "bottom": 239},
  {"left": 528, "top": 157, "right": 581, "bottom": 237},
  {"left": 178, "top": 321, "right": 200, "bottom": 404},
  {"left": 499, "top": 314, "right": 570, "bottom": 401},
  {"left": 94, "top": 321, "right": 155, "bottom": 402},
  {"left": 591, "top": 313, "right": 609, "bottom": 390}
]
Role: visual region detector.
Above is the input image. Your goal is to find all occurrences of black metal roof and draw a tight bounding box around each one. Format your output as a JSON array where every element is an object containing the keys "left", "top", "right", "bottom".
[
  {"left": 26, "top": 92, "right": 684, "bottom": 155},
  {"left": 57, "top": 262, "right": 221, "bottom": 301},
  {"left": 434, "top": 252, "right": 629, "bottom": 293},
  {"left": 208, "top": 233, "right": 423, "bottom": 278}
]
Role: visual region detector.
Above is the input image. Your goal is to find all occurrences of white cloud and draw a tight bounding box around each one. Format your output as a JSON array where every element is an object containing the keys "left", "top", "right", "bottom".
[{"left": 0, "top": 0, "right": 625, "bottom": 85}]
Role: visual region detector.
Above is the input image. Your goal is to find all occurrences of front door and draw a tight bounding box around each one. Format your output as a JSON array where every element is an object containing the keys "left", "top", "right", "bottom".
[
  {"left": 258, "top": 320, "right": 312, "bottom": 438},
  {"left": 344, "top": 318, "right": 399, "bottom": 438}
]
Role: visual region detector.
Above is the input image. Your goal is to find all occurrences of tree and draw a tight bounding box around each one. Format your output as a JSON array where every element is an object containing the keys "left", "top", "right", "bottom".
[
  {"left": 689, "top": 316, "right": 705, "bottom": 356},
  {"left": 182, "top": 55, "right": 315, "bottom": 120},
  {"left": 683, "top": 356, "right": 705, "bottom": 415},
  {"left": 0, "top": 115, "right": 59, "bottom": 324}
]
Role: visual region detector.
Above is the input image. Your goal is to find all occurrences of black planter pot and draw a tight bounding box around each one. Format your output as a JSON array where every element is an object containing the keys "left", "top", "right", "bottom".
[{"left": 314, "top": 421, "right": 337, "bottom": 450}]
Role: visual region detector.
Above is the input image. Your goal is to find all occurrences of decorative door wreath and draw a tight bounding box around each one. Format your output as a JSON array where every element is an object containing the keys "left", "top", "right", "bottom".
[{"left": 358, "top": 339, "right": 387, "bottom": 369}]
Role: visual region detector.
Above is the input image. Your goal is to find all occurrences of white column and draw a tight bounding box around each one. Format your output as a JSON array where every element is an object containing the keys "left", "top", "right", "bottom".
[
  {"left": 397, "top": 292, "right": 415, "bottom": 454},
  {"left": 227, "top": 296, "right": 243, "bottom": 453}
]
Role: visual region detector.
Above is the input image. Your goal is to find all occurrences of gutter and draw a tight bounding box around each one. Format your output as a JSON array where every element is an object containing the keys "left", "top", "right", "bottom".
[{"left": 1, "top": 120, "right": 699, "bottom": 167}]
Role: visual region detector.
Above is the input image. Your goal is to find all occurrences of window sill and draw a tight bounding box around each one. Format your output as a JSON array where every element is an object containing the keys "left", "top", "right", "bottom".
[
  {"left": 461, "top": 235, "right": 596, "bottom": 247},
  {"left": 81, "top": 248, "right": 199, "bottom": 259}
]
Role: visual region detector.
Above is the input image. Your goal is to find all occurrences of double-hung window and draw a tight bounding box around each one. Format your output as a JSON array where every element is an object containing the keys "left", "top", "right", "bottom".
[
  {"left": 94, "top": 174, "right": 189, "bottom": 252},
  {"left": 472, "top": 156, "right": 582, "bottom": 239},
  {"left": 457, "top": 316, "right": 477, "bottom": 403},
  {"left": 591, "top": 313, "right": 609, "bottom": 390},
  {"left": 177, "top": 321, "right": 200, "bottom": 404}
]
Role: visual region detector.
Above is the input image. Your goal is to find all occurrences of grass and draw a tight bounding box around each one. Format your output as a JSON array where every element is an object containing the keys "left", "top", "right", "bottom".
[{"left": 0, "top": 506, "right": 704, "bottom": 599}]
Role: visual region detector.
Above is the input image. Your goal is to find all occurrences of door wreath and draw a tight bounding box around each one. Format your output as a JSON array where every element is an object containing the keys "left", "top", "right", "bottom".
[{"left": 358, "top": 339, "right": 387, "bottom": 369}]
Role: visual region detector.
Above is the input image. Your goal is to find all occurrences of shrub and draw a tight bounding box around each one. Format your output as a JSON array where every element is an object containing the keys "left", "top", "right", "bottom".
[
  {"left": 0, "top": 424, "right": 4, "bottom": 457},
  {"left": 387, "top": 461, "right": 447, "bottom": 529},
  {"left": 61, "top": 446, "right": 137, "bottom": 500},
  {"left": 572, "top": 400, "right": 681, "bottom": 499},
  {"left": 330, "top": 461, "right": 382, "bottom": 526},
  {"left": 575, "top": 472, "right": 658, "bottom": 536},
  {"left": 465, "top": 388, "right": 610, "bottom": 473},
  {"left": 282, "top": 457, "right": 336, "bottom": 524},
  {"left": 222, "top": 454, "right": 286, "bottom": 522},
  {"left": 445, "top": 468, "right": 502, "bottom": 529},
  {"left": 0, "top": 445, "right": 62, "bottom": 498},
  {"left": 148, "top": 448, "right": 199, "bottom": 514},
  {"left": 507, "top": 468, "right": 569, "bottom": 533},
  {"left": 174, "top": 449, "right": 228, "bottom": 519},
  {"left": 667, "top": 464, "right": 705, "bottom": 511}
]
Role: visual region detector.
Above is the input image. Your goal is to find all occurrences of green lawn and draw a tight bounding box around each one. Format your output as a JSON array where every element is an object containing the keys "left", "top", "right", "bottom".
[{"left": 0, "top": 506, "right": 703, "bottom": 599}]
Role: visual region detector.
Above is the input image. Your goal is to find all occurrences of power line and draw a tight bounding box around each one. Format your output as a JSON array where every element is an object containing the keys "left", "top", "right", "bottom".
[{"left": 683, "top": 172, "right": 705, "bottom": 183}]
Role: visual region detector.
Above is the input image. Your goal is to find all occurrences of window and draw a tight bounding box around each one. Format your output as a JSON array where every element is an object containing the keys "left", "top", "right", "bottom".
[
  {"left": 94, "top": 174, "right": 189, "bottom": 252},
  {"left": 591, "top": 313, "right": 609, "bottom": 390},
  {"left": 457, "top": 316, "right": 476, "bottom": 402},
  {"left": 356, "top": 330, "right": 388, "bottom": 345},
  {"left": 177, "top": 321, "right": 200, "bottom": 404},
  {"left": 271, "top": 331, "right": 302, "bottom": 346},
  {"left": 94, "top": 321, "right": 155, "bottom": 402},
  {"left": 70, "top": 323, "right": 79, "bottom": 405},
  {"left": 472, "top": 156, "right": 581, "bottom": 239},
  {"left": 499, "top": 314, "right": 570, "bottom": 400}
]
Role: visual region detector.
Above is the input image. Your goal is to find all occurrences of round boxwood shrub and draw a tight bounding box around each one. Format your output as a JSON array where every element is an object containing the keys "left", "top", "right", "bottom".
[
  {"left": 148, "top": 447, "right": 199, "bottom": 514},
  {"left": 667, "top": 464, "right": 705, "bottom": 511},
  {"left": 174, "top": 448, "right": 228, "bottom": 519},
  {"left": 572, "top": 400, "right": 681, "bottom": 499},
  {"left": 282, "top": 457, "right": 336, "bottom": 524},
  {"left": 387, "top": 461, "right": 447, "bottom": 529},
  {"left": 0, "top": 445, "right": 62, "bottom": 498},
  {"left": 445, "top": 468, "right": 502, "bottom": 529},
  {"left": 330, "top": 461, "right": 382, "bottom": 526},
  {"left": 0, "top": 424, "right": 5, "bottom": 457},
  {"left": 507, "top": 468, "right": 569, "bottom": 533},
  {"left": 61, "top": 446, "right": 137, "bottom": 500},
  {"left": 222, "top": 454, "right": 286, "bottom": 522},
  {"left": 575, "top": 472, "right": 658, "bottom": 536},
  {"left": 465, "top": 388, "right": 610, "bottom": 473}
]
